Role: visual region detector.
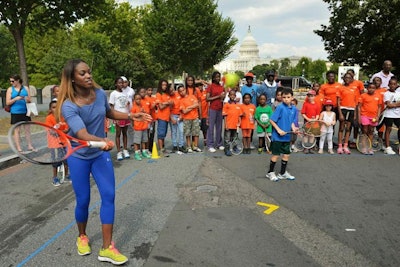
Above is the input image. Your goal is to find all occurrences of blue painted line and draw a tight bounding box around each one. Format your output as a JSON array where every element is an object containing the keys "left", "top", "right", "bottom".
[{"left": 17, "top": 169, "right": 140, "bottom": 267}]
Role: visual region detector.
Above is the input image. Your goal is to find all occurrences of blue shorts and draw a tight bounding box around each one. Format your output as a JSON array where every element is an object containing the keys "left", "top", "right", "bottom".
[{"left": 157, "top": 119, "right": 169, "bottom": 139}]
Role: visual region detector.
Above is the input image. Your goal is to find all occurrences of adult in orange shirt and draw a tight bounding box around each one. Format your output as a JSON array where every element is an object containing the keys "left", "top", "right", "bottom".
[
  {"left": 357, "top": 83, "right": 382, "bottom": 154},
  {"left": 336, "top": 73, "right": 361, "bottom": 154},
  {"left": 179, "top": 86, "right": 201, "bottom": 152},
  {"left": 222, "top": 89, "right": 243, "bottom": 156},
  {"left": 240, "top": 93, "right": 256, "bottom": 154},
  {"left": 155, "top": 79, "right": 173, "bottom": 153},
  {"left": 319, "top": 70, "right": 342, "bottom": 115}
]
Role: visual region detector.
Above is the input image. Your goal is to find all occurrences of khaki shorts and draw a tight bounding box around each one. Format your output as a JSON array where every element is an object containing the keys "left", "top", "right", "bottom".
[{"left": 184, "top": 119, "right": 200, "bottom": 137}]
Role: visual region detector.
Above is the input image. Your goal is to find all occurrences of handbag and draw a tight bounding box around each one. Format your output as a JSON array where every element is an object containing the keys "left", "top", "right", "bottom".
[
  {"left": 26, "top": 102, "right": 38, "bottom": 116},
  {"left": 4, "top": 88, "right": 22, "bottom": 113}
]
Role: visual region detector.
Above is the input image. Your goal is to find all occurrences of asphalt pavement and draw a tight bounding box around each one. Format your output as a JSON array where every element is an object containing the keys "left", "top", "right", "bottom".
[{"left": 0, "top": 97, "right": 399, "bottom": 267}]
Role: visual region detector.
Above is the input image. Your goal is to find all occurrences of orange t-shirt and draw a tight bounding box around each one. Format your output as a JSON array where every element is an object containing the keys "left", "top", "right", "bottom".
[
  {"left": 131, "top": 104, "right": 149, "bottom": 130},
  {"left": 315, "top": 94, "right": 324, "bottom": 110},
  {"left": 187, "top": 86, "right": 201, "bottom": 98},
  {"left": 338, "top": 85, "right": 360, "bottom": 109},
  {"left": 350, "top": 80, "right": 365, "bottom": 94},
  {"left": 199, "top": 90, "right": 209, "bottom": 119},
  {"left": 319, "top": 82, "right": 342, "bottom": 107},
  {"left": 180, "top": 94, "right": 199, "bottom": 120},
  {"left": 375, "top": 88, "right": 387, "bottom": 102},
  {"left": 45, "top": 113, "right": 68, "bottom": 148},
  {"left": 170, "top": 91, "right": 182, "bottom": 115},
  {"left": 155, "top": 92, "right": 171, "bottom": 121},
  {"left": 240, "top": 103, "right": 256, "bottom": 130},
  {"left": 359, "top": 92, "right": 382, "bottom": 117},
  {"left": 222, "top": 102, "right": 242, "bottom": 129},
  {"left": 145, "top": 95, "right": 157, "bottom": 120}
]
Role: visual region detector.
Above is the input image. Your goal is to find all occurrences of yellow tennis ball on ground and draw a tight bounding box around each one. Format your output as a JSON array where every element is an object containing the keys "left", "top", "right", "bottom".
[
  {"left": 224, "top": 73, "right": 240, "bottom": 88},
  {"left": 372, "top": 118, "right": 376, "bottom": 122}
]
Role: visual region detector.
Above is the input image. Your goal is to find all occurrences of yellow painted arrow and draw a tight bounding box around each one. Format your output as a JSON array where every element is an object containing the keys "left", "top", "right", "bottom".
[{"left": 256, "top": 202, "right": 279, "bottom": 215}]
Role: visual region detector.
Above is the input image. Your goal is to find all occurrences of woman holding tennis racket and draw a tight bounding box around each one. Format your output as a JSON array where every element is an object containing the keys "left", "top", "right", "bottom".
[{"left": 55, "top": 59, "right": 151, "bottom": 265}]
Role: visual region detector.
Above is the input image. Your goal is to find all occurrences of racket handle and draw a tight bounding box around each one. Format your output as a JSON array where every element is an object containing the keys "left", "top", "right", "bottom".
[{"left": 88, "top": 141, "right": 108, "bottom": 148}]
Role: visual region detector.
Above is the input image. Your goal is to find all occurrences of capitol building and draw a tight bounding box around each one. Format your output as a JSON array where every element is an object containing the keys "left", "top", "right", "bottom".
[{"left": 214, "top": 26, "right": 302, "bottom": 74}]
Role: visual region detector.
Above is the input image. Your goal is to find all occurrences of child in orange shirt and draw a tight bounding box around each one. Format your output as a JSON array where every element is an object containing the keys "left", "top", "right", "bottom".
[
  {"left": 373, "top": 77, "right": 386, "bottom": 146},
  {"left": 155, "top": 80, "right": 173, "bottom": 153},
  {"left": 357, "top": 83, "right": 382, "bottom": 155},
  {"left": 131, "top": 93, "right": 151, "bottom": 160},
  {"left": 240, "top": 93, "right": 256, "bottom": 154},
  {"left": 45, "top": 100, "right": 70, "bottom": 186},
  {"left": 198, "top": 82, "right": 209, "bottom": 147},
  {"left": 178, "top": 85, "right": 201, "bottom": 152},
  {"left": 145, "top": 87, "right": 157, "bottom": 152},
  {"left": 222, "top": 89, "right": 243, "bottom": 156},
  {"left": 337, "top": 72, "right": 361, "bottom": 154}
]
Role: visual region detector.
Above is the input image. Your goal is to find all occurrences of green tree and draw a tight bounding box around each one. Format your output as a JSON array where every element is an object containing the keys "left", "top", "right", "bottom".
[
  {"left": 0, "top": 0, "right": 109, "bottom": 86},
  {"left": 143, "top": 0, "right": 237, "bottom": 78},
  {"left": 0, "top": 25, "right": 18, "bottom": 88},
  {"left": 278, "top": 58, "right": 291, "bottom": 76},
  {"left": 308, "top": 60, "right": 327, "bottom": 83},
  {"left": 250, "top": 64, "right": 270, "bottom": 81},
  {"left": 315, "top": 0, "right": 400, "bottom": 75},
  {"left": 269, "top": 60, "right": 279, "bottom": 71}
]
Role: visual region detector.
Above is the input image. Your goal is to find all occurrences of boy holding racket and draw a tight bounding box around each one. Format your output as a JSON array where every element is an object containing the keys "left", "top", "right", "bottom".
[{"left": 266, "top": 87, "right": 298, "bottom": 182}]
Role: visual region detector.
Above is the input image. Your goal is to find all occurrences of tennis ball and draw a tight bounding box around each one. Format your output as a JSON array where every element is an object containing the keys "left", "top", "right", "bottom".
[
  {"left": 224, "top": 73, "right": 240, "bottom": 88},
  {"left": 372, "top": 118, "right": 376, "bottom": 122}
]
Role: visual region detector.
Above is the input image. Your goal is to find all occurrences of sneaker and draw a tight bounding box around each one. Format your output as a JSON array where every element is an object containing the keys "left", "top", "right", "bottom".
[
  {"left": 208, "top": 147, "right": 216, "bottom": 153},
  {"left": 277, "top": 171, "right": 295, "bottom": 180},
  {"left": 134, "top": 152, "right": 142, "bottom": 161},
  {"left": 193, "top": 147, "right": 202, "bottom": 152},
  {"left": 291, "top": 146, "right": 299, "bottom": 153},
  {"left": 318, "top": 149, "right": 323, "bottom": 154},
  {"left": 76, "top": 234, "right": 91, "bottom": 256},
  {"left": 52, "top": 177, "right": 61, "bottom": 187},
  {"left": 384, "top": 146, "right": 396, "bottom": 155},
  {"left": 64, "top": 175, "right": 72, "bottom": 184},
  {"left": 337, "top": 147, "right": 343, "bottom": 154},
  {"left": 304, "top": 148, "right": 309, "bottom": 154},
  {"left": 328, "top": 149, "right": 334, "bottom": 155},
  {"left": 343, "top": 147, "right": 351, "bottom": 154},
  {"left": 187, "top": 148, "right": 193, "bottom": 153},
  {"left": 123, "top": 149, "right": 130, "bottom": 159},
  {"left": 117, "top": 151, "right": 123, "bottom": 161},
  {"left": 218, "top": 146, "right": 225, "bottom": 151},
  {"left": 98, "top": 241, "right": 128, "bottom": 265},
  {"left": 179, "top": 146, "right": 188, "bottom": 153},
  {"left": 266, "top": 172, "right": 279, "bottom": 182},
  {"left": 225, "top": 150, "right": 232, "bottom": 156},
  {"left": 142, "top": 150, "right": 151, "bottom": 159},
  {"left": 172, "top": 146, "right": 178, "bottom": 153},
  {"left": 367, "top": 149, "right": 374, "bottom": 155}
]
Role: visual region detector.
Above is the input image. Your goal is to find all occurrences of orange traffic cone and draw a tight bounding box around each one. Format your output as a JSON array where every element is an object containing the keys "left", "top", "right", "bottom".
[{"left": 151, "top": 142, "right": 160, "bottom": 159}]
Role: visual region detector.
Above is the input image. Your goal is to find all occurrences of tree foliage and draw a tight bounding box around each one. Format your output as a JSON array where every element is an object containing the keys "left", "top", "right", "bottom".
[
  {"left": 0, "top": 0, "right": 109, "bottom": 85},
  {"left": 0, "top": 25, "right": 18, "bottom": 88},
  {"left": 315, "top": 0, "right": 400, "bottom": 74},
  {"left": 143, "top": 0, "right": 237, "bottom": 78}
]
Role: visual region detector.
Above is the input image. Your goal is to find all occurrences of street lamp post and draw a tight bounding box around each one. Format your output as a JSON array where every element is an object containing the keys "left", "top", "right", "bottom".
[{"left": 302, "top": 61, "right": 305, "bottom": 77}]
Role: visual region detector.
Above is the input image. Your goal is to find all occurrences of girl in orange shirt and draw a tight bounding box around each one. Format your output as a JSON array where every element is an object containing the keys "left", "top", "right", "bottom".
[
  {"left": 357, "top": 83, "right": 382, "bottom": 155},
  {"left": 222, "top": 89, "right": 243, "bottom": 156},
  {"left": 179, "top": 85, "right": 201, "bottom": 152},
  {"left": 241, "top": 93, "right": 256, "bottom": 154}
]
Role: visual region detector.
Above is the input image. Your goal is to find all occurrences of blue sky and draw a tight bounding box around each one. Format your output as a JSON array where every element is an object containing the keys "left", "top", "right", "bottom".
[{"left": 124, "top": 0, "right": 331, "bottom": 60}]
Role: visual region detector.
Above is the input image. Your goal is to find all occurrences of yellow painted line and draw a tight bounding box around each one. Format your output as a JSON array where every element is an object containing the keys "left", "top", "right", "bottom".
[{"left": 256, "top": 201, "right": 279, "bottom": 215}]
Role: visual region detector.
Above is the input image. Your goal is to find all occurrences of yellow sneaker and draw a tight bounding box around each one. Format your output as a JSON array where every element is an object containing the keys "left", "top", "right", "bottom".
[
  {"left": 98, "top": 241, "right": 128, "bottom": 265},
  {"left": 76, "top": 234, "right": 91, "bottom": 256}
]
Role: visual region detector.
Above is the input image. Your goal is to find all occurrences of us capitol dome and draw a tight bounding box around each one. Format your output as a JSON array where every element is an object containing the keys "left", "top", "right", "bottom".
[{"left": 214, "top": 26, "right": 271, "bottom": 74}]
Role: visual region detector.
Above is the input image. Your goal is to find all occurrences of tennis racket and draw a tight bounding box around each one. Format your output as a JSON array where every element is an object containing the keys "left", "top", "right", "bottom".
[
  {"left": 229, "top": 127, "right": 243, "bottom": 155},
  {"left": 265, "top": 132, "right": 271, "bottom": 153},
  {"left": 8, "top": 121, "right": 108, "bottom": 165},
  {"left": 356, "top": 128, "right": 371, "bottom": 154},
  {"left": 299, "top": 120, "right": 325, "bottom": 149}
]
